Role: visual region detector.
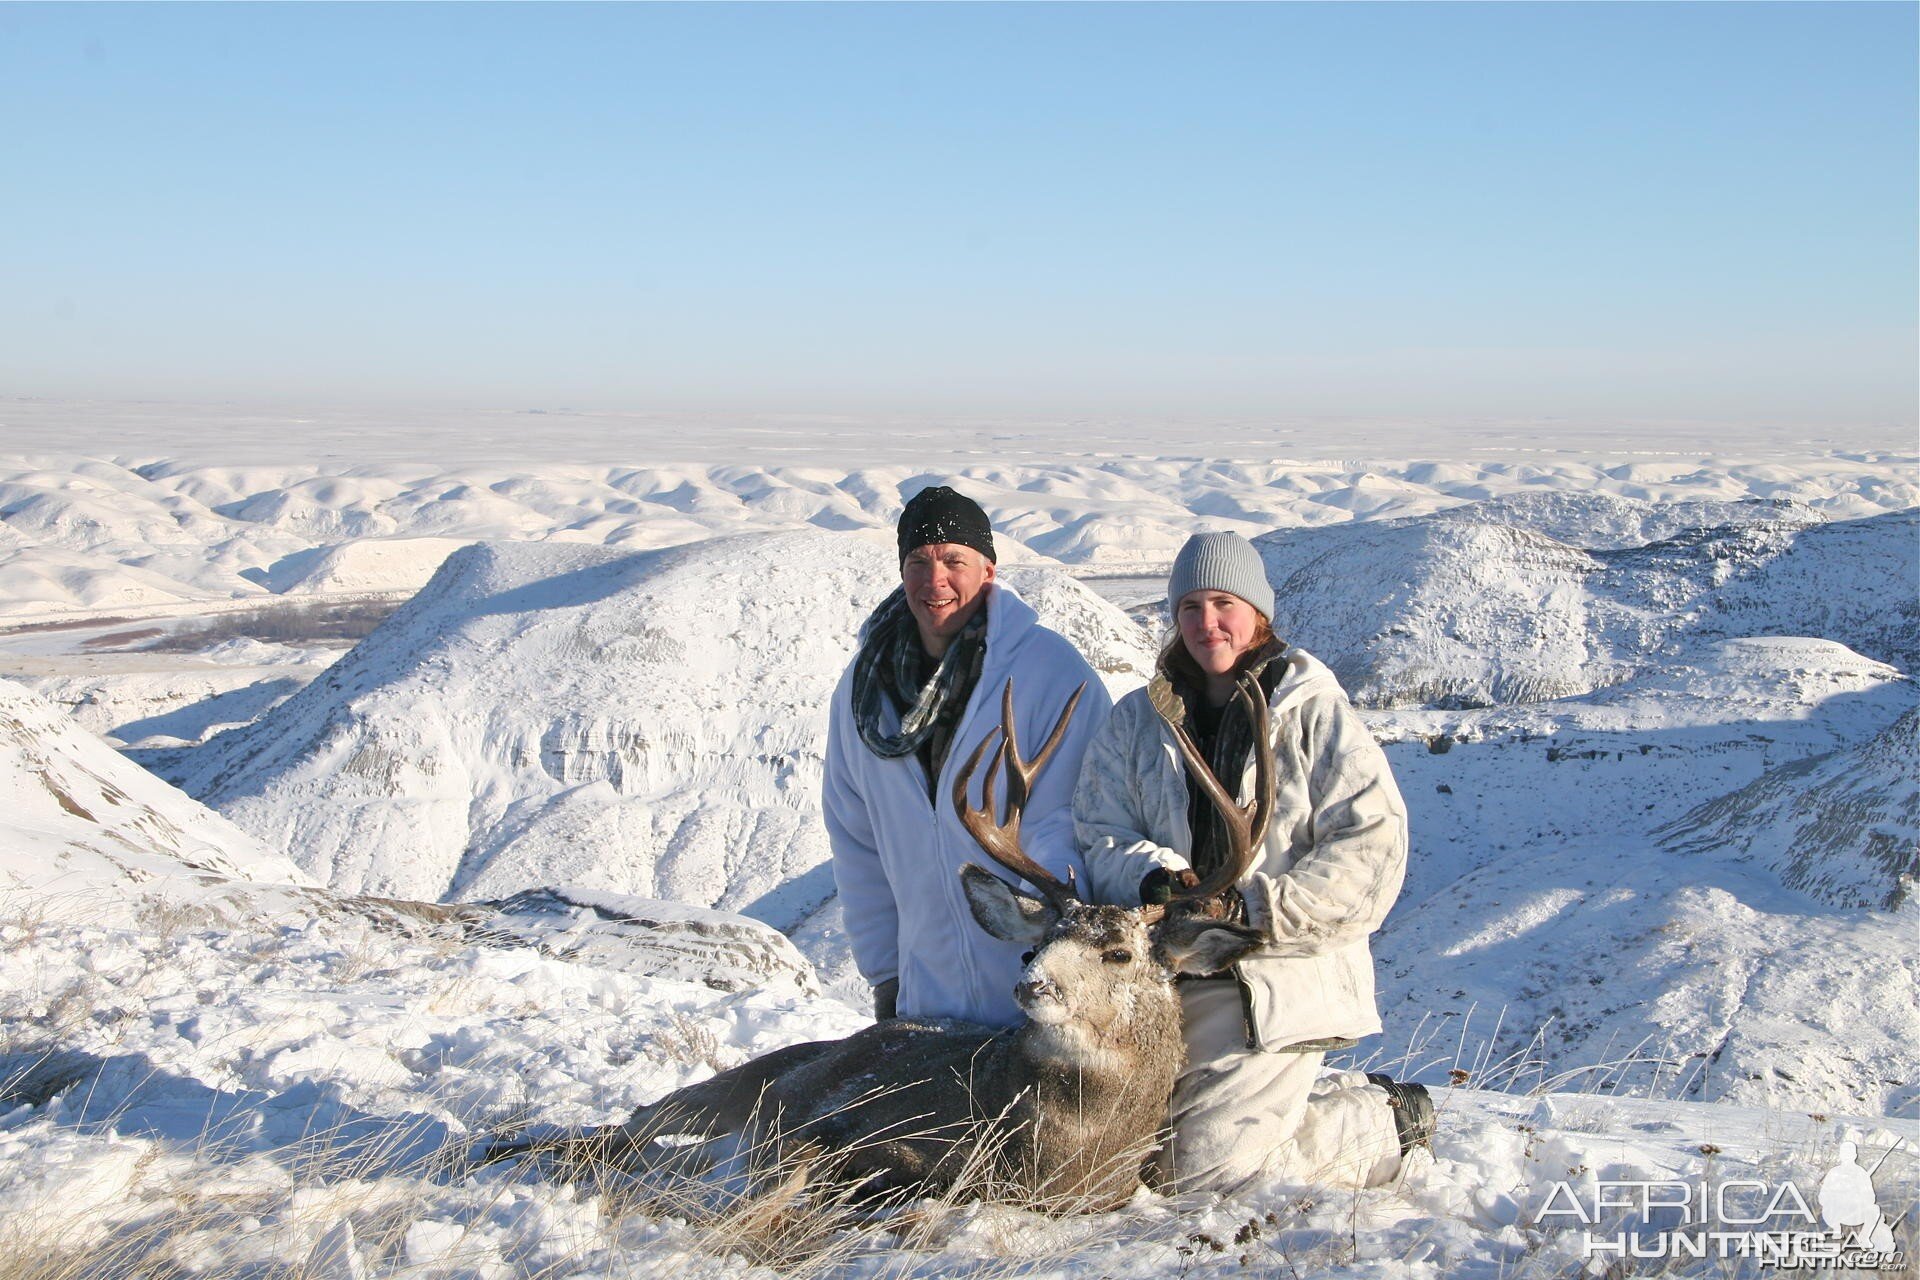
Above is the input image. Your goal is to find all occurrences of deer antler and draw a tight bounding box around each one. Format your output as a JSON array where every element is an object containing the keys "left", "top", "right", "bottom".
[
  {"left": 953, "top": 679, "right": 1086, "bottom": 914},
  {"left": 1141, "top": 677, "right": 1275, "bottom": 922}
]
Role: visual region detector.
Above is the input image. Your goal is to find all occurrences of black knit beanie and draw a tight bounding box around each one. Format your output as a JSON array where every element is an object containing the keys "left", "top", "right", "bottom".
[{"left": 896, "top": 486, "right": 996, "bottom": 565}]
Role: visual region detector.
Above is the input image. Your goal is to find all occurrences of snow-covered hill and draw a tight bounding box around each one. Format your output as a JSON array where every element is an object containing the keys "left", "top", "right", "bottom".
[
  {"left": 20, "top": 638, "right": 339, "bottom": 748},
  {"left": 0, "top": 675, "right": 316, "bottom": 926},
  {"left": 248, "top": 536, "right": 473, "bottom": 596},
  {"left": 1253, "top": 498, "right": 1915, "bottom": 707},
  {"left": 0, "top": 672, "right": 817, "bottom": 999},
  {"left": 1427, "top": 489, "right": 1827, "bottom": 548},
  {"left": 161, "top": 531, "right": 1153, "bottom": 1004}
]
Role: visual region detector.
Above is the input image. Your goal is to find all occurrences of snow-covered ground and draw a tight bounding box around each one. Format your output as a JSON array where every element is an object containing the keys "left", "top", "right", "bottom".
[
  {"left": 3, "top": 904, "right": 1911, "bottom": 1278},
  {"left": 0, "top": 437, "right": 1914, "bottom": 1277}
]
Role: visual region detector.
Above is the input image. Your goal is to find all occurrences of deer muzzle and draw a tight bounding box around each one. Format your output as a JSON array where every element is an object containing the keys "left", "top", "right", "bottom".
[{"left": 1016, "top": 974, "right": 1068, "bottom": 1019}]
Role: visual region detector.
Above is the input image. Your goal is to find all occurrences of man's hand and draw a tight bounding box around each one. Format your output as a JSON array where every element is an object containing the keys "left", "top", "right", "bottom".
[{"left": 871, "top": 977, "right": 900, "bottom": 1020}]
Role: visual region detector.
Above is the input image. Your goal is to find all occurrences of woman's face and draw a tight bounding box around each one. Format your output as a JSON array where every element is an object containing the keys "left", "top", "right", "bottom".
[{"left": 1177, "top": 589, "right": 1262, "bottom": 677}]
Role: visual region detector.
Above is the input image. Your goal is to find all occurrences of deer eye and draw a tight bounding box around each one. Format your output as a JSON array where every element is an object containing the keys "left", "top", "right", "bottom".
[
  {"left": 1020, "top": 950, "right": 1037, "bottom": 965},
  {"left": 1102, "top": 949, "right": 1133, "bottom": 965}
]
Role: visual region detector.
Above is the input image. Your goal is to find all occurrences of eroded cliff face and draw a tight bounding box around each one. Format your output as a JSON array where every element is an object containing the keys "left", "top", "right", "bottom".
[
  {"left": 1663, "top": 704, "right": 1920, "bottom": 911},
  {"left": 169, "top": 532, "right": 1154, "bottom": 919}
]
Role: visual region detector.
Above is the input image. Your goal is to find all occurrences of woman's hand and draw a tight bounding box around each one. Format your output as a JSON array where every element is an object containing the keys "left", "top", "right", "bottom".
[{"left": 1142, "top": 867, "right": 1247, "bottom": 923}]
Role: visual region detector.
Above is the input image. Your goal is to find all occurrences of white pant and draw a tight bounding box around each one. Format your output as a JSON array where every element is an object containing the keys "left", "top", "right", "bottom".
[{"left": 1157, "top": 980, "right": 1404, "bottom": 1193}]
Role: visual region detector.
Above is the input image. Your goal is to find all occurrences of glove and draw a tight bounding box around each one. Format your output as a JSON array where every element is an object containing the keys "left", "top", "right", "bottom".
[
  {"left": 1141, "top": 867, "right": 1246, "bottom": 923},
  {"left": 1139, "top": 866, "right": 1200, "bottom": 905},
  {"left": 871, "top": 977, "right": 899, "bottom": 1020}
]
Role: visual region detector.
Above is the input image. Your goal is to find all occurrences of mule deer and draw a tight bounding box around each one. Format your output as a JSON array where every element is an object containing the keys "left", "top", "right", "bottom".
[{"left": 491, "top": 678, "right": 1274, "bottom": 1211}]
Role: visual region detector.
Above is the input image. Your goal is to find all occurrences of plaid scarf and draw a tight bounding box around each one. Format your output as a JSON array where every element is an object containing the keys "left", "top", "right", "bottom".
[{"left": 851, "top": 587, "right": 989, "bottom": 779}]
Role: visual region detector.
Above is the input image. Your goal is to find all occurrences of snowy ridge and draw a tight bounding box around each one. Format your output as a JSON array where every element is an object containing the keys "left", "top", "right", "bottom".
[
  {"left": 0, "top": 674, "right": 816, "bottom": 996},
  {"left": 250, "top": 537, "right": 473, "bottom": 596},
  {"left": 1253, "top": 498, "right": 1915, "bottom": 708},
  {"left": 1672, "top": 510, "right": 1920, "bottom": 675},
  {"left": 1258, "top": 518, "right": 1607, "bottom": 706},
  {"left": 28, "top": 662, "right": 324, "bottom": 750},
  {"left": 0, "top": 675, "right": 315, "bottom": 925},
  {"left": 0, "top": 454, "right": 1911, "bottom": 622},
  {"left": 472, "top": 888, "right": 818, "bottom": 994},
  {"left": 1428, "top": 489, "right": 1826, "bottom": 549}
]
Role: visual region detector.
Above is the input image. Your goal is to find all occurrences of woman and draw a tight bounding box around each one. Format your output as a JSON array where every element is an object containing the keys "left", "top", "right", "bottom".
[{"left": 1074, "top": 530, "right": 1431, "bottom": 1193}]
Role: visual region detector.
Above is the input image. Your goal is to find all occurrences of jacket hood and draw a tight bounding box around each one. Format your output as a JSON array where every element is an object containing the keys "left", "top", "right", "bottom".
[
  {"left": 1148, "top": 641, "right": 1342, "bottom": 726},
  {"left": 1265, "top": 645, "right": 1342, "bottom": 715},
  {"left": 980, "top": 578, "right": 1038, "bottom": 657}
]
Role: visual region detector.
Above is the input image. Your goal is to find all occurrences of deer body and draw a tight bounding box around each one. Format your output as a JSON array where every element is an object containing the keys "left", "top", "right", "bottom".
[
  {"left": 555, "top": 896, "right": 1205, "bottom": 1209},
  {"left": 499, "top": 680, "right": 1271, "bottom": 1212}
]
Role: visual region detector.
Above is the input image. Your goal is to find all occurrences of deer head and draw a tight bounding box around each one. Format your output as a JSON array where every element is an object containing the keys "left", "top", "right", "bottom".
[{"left": 952, "top": 680, "right": 1267, "bottom": 1058}]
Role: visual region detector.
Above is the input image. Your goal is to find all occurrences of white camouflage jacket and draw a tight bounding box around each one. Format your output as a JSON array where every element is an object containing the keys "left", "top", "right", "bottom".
[
  {"left": 825, "top": 580, "right": 1112, "bottom": 1027},
  {"left": 1074, "top": 646, "right": 1407, "bottom": 1050}
]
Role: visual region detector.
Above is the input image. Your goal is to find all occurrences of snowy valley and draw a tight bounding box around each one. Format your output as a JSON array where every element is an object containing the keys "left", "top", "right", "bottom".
[{"left": 0, "top": 448, "right": 1914, "bottom": 1278}]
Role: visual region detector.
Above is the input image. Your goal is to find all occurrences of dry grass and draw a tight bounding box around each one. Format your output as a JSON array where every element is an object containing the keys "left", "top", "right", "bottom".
[
  {"left": 652, "top": 1009, "right": 739, "bottom": 1075},
  {"left": 20, "top": 1016, "right": 1896, "bottom": 1280},
  {"left": 477, "top": 1077, "right": 1195, "bottom": 1277},
  {"left": 132, "top": 892, "right": 220, "bottom": 937},
  {"left": 0, "top": 1047, "right": 1148, "bottom": 1280}
]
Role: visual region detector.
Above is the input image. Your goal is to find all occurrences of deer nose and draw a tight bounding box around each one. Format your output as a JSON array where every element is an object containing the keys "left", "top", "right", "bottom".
[{"left": 1016, "top": 976, "right": 1061, "bottom": 1005}]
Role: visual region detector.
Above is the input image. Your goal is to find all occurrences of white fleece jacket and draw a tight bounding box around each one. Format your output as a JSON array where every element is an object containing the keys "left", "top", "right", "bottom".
[
  {"left": 824, "top": 580, "right": 1112, "bottom": 1027},
  {"left": 1074, "top": 647, "right": 1407, "bottom": 1050}
]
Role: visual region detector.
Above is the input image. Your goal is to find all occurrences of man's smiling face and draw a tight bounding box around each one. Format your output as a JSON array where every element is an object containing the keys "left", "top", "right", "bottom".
[{"left": 901, "top": 542, "right": 995, "bottom": 657}]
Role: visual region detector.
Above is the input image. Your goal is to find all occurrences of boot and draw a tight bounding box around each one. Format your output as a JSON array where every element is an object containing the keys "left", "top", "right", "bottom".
[{"left": 1367, "top": 1073, "right": 1436, "bottom": 1155}]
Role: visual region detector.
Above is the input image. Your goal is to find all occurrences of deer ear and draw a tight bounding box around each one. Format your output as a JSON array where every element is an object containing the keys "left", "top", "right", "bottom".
[
  {"left": 960, "top": 865, "right": 1057, "bottom": 945},
  {"left": 1156, "top": 915, "right": 1264, "bottom": 976}
]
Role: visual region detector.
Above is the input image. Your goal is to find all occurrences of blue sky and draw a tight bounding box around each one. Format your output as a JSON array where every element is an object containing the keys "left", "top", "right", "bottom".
[{"left": 2, "top": 2, "right": 1914, "bottom": 432}]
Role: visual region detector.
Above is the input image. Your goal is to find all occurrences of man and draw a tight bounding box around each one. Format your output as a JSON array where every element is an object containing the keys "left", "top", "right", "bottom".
[{"left": 824, "top": 485, "right": 1111, "bottom": 1025}]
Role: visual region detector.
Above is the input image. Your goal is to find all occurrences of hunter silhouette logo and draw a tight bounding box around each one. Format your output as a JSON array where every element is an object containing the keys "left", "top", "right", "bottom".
[
  {"left": 1818, "top": 1143, "right": 1899, "bottom": 1258},
  {"left": 1535, "top": 1141, "right": 1907, "bottom": 1270}
]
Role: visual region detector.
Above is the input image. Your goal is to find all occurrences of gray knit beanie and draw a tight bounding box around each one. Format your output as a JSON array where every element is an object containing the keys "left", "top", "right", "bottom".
[{"left": 1166, "top": 531, "right": 1275, "bottom": 621}]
